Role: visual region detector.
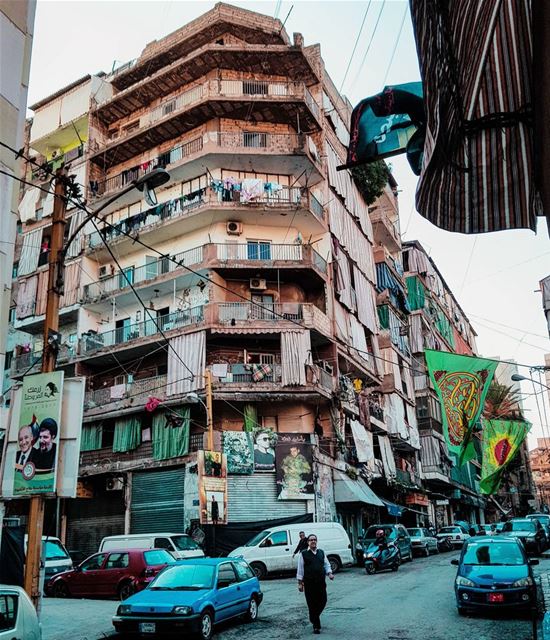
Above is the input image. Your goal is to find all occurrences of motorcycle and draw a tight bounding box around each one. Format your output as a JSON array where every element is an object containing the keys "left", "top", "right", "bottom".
[
  {"left": 437, "top": 535, "right": 453, "bottom": 552},
  {"left": 364, "top": 542, "right": 400, "bottom": 574}
]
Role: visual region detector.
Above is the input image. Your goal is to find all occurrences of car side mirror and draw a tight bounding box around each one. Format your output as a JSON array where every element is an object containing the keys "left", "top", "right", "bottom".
[
  {"left": 529, "top": 559, "right": 540, "bottom": 566},
  {"left": 450, "top": 559, "right": 459, "bottom": 566}
]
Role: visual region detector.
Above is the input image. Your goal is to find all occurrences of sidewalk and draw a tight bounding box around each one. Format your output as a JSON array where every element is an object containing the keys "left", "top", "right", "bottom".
[{"left": 537, "top": 564, "right": 550, "bottom": 640}]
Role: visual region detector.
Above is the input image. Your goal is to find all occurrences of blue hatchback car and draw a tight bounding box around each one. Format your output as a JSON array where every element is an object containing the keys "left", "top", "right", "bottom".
[
  {"left": 112, "top": 557, "right": 263, "bottom": 639},
  {"left": 451, "top": 535, "right": 539, "bottom": 616}
]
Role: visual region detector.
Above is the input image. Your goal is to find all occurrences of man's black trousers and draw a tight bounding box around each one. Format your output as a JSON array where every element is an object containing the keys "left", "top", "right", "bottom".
[{"left": 303, "top": 580, "right": 327, "bottom": 629}]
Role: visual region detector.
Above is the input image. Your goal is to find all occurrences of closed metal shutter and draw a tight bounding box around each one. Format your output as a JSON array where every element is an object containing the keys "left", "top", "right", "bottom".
[
  {"left": 227, "top": 474, "right": 308, "bottom": 523},
  {"left": 131, "top": 468, "right": 185, "bottom": 533},
  {"left": 66, "top": 494, "right": 125, "bottom": 557}
]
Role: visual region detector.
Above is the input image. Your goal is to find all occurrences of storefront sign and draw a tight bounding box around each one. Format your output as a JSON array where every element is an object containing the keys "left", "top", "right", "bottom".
[
  {"left": 275, "top": 433, "right": 314, "bottom": 500},
  {"left": 198, "top": 450, "right": 227, "bottom": 525},
  {"left": 435, "top": 499, "right": 449, "bottom": 505},
  {"left": 405, "top": 492, "right": 429, "bottom": 507}
]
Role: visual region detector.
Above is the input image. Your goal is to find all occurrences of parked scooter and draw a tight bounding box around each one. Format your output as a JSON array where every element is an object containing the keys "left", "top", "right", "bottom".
[
  {"left": 364, "top": 542, "right": 400, "bottom": 574},
  {"left": 437, "top": 535, "right": 453, "bottom": 552}
]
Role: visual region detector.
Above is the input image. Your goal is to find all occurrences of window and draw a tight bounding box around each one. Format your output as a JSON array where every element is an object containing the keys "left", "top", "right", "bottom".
[
  {"left": 265, "top": 531, "right": 288, "bottom": 547},
  {"left": 106, "top": 553, "right": 129, "bottom": 569},
  {"left": 234, "top": 560, "right": 255, "bottom": 581},
  {"left": 81, "top": 553, "right": 107, "bottom": 571},
  {"left": 0, "top": 594, "right": 17, "bottom": 632},
  {"left": 145, "top": 255, "right": 158, "bottom": 279},
  {"left": 119, "top": 266, "right": 134, "bottom": 288},
  {"left": 162, "top": 99, "right": 176, "bottom": 116},
  {"left": 247, "top": 240, "right": 271, "bottom": 260},
  {"left": 12, "top": 262, "right": 18, "bottom": 279},
  {"left": 4, "top": 351, "right": 13, "bottom": 370},
  {"left": 217, "top": 563, "right": 237, "bottom": 587},
  {"left": 243, "top": 132, "right": 267, "bottom": 148},
  {"left": 243, "top": 80, "right": 269, "bottom": 95},
  {"left": 144, "top": 550, "right": 175, "bottom": 566},
  {"left": 154, "top": 538, "right": 173, "bottom": 550}
]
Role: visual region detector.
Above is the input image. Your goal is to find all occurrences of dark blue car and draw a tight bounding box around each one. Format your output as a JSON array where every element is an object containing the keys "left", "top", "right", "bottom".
[
  {"left": 451, "top": 535, "right": 538, "bottom": 616},
  {"left": 112, "top": 557, "right": 263, "bottom": 639}
]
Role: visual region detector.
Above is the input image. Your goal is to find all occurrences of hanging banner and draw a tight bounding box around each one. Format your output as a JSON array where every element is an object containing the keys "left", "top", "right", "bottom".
[
  {"left": 425, "top": 350, "right": 498, "bottom": 465},
  {"left": 222, "top": 431, "right": 254, "bottom": 474},
  {"left": 10, "top": 372, "right": 64, "bottom": 496},
  {"left": 252, "top": 428, "right": 277, "bottom": 472},
  {"left": 480, "top": 419, "right": 530, "bottom": 495},
  {"left": 275, "top": 433, "right": 314, "bottom": 500},
  {"left": 198, "top": 450, "right": 227, "bottom": 525}
]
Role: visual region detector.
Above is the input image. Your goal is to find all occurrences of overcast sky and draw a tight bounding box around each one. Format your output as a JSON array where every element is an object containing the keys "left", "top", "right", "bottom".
[{"left": 29, "top": 0, "right": 550, "bottom": 447}]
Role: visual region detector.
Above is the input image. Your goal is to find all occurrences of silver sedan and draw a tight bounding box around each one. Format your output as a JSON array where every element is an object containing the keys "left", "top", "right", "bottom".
[{"left": 407, "top": 528, "right": 439, "bottom": 556}]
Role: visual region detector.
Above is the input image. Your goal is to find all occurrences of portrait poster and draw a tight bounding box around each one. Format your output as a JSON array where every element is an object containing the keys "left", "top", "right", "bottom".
[
  {"left": 252, "top": 428, "right": 277, "bottom": 472},
  {"left": 222, "top": 431, "right": 254, "bottom": 474},
  {"left": 198, "top": 450, "right": 227, "bottom": 525},
  {"left": 12, "top": 372, "right": 64, "bottom": 496},
  {"left": 275, "top": 433, "right": 314, "bottom": 500}
]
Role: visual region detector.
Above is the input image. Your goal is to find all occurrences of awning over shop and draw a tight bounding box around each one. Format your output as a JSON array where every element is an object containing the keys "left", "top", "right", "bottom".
[
  {"left": 381, "top": 498, "right": 404, "bottom": 517},
  {"left": 333, "top": 471, "right": 384, "bottom": 507}
]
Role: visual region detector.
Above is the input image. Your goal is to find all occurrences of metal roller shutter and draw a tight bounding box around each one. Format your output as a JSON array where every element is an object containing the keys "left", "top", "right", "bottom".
[
  {"left": 131, "top": 468, "right": 185, "bottom": 533},
  {"left": 227, "top": 474, "right": 308, "bottom": 523},
  {"left": 66, "top": 494, "right": 125, "bottom": 557}
]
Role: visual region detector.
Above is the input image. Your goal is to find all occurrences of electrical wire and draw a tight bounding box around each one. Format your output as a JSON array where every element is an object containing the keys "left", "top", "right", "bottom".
[
  {"left": 350, "top": 0, "right": 387, "bottom": 88},
  {"left": 381, "top": 3, "right": 409, "bottom": 88},
  {"left": 339, "top": 2, "right": 372, "bottom": 94}
]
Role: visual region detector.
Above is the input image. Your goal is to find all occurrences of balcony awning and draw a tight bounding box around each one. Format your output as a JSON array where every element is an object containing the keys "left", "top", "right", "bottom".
[
  {"left": 212, "top": 328, "right": 281, "bottom": 335},
  {"left": 380, "top": 498, "right": 404, "bottom": 517},
  {"left": 333, "top": 471, "right": 384, "bottom": 507}
]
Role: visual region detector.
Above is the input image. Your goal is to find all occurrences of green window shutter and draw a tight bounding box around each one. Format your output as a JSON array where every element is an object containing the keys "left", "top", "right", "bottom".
[
  {"left": 113, "top": 416, "right": 142, "bottom": 452},
  {"left": 406, "top": 276, "right": 426, "bottom": 311},
  {"left": 152, "top": 407, "right": 190, "bottom": 460},
  {"left": 81, "top": 423, "right": 103, "bottom": 451},
  {"left": 377, "top": 305, "right": 390, "bottom": 329}
]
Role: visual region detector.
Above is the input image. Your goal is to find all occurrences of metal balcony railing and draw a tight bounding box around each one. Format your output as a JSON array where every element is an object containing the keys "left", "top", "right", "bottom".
[
  {"left": 80, "top": 306, "right": 204, "bottom": 355},
  {"left": 84, "top": 374, "right": 168, "bottom": 409},
  {"left": 214, "top": 363, "right": 282, "bottom": 384},
  {"left": 217, "top": 302, "right": 304, "bottom": 323}
]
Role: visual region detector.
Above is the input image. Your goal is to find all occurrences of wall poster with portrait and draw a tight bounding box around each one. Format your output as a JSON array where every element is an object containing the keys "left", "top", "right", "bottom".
[
  {"left": 252, "top": 428, "right": 278, "bottom": 472},
  {"left": 275, "top": 433, "right": 314, "bottom": 500},
  {"left": 222, "top": 431, "right": 254, "bottom": 474},
  {"left": 198, "top": 450, "right": 228, "bottom": 525}
]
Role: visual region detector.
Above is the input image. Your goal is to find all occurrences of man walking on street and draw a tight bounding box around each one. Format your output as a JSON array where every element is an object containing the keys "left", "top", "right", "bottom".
[
  {"left": 293, "top": 531, "right": 309, "bottom": 558},
  {"left": 296, "top": 534, "right": 334, "bottom": 634}
]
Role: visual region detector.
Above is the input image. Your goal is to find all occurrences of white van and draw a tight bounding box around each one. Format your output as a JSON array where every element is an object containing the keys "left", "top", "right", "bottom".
[
  {"left": 230, "top": 522, "right": 353, "bottom": 579},
  {"left": 98, "top": 533, "right": 205, "bottom": 560},
  {"left": 24, "top": 535, "right": 73, "bottom": 582}
]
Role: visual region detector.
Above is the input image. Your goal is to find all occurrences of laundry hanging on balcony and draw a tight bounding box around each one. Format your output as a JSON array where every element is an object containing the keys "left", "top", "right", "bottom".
[
  {"left": 18, "top": 186, "right": 41, "bottom": 223},
  {"left": 16, "top": 275, "right": 38, "bottom": 319},
  {"left": 166, "top": 330, "right": 206, "bottom": 396}
]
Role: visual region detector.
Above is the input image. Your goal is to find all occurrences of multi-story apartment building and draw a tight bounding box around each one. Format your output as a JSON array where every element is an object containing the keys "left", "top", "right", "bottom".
[
  {"left": 530, "top": 438, "right": 550, "bottom": 510},
  {"left": 7, "top": 4, "right": 397, "bottom": 553}
]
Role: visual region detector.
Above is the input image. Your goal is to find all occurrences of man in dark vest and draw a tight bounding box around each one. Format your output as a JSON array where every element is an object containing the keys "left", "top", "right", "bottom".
[{"left": 296, "top": 533, "right": 334, "bottom": 634}]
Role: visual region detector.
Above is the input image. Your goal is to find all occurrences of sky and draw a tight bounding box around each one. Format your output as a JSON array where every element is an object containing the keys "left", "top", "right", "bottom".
[{"left": 28, "top": 0, "right": 550, "bottom": 447}]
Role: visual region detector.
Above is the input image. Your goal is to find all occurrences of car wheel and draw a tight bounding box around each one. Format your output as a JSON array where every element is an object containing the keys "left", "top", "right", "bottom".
[
  {"left": 396, "top": 550, "right": 402, "bottom": 566},
  {"left": 408, "top": 549, "right": 414, "bottom": 562},
  {"left": 245, "top": 596, "right": 259, "bottom": 622},
  {"left": 328, "top": 555, "right": 341, "bottom": 574},
  {"left": 250, "top": 562, "right": 267, "bottom": 580},
  {"left": 53, "top": 581, "right": 70, "bottom": 598},
  {"left": 424, "top": 545, "right": 430, "bottom": 557},
  {"left": 199, "top": 610, "right": 213, "bottom": 640},
  {"left": 118, "top": 581, "right": 133, "bottom": 601}
]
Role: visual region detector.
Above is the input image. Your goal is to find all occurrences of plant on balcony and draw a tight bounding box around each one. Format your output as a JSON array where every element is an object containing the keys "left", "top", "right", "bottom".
[
  {"left": 483, "top": 383, "right": 524, "bottom": 420},
  {"left": 351, "top": 160, "right": 390, "bottom": 205}
]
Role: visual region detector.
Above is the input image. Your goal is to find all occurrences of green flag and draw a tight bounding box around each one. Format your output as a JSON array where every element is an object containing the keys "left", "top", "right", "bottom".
[
  {"left": 425, "top": 350, "right": 498, "bottom": 465},
  {"left": 480, "top": 419, "right": 530, "bottom": 494}
]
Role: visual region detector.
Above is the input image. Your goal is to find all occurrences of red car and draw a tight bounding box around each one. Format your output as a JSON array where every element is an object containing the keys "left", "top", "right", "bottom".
[{"left": 46, "top": 548, "right": 175, "bottom": 600}]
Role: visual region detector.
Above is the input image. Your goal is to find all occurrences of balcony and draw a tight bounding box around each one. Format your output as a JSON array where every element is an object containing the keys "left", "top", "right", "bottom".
[
  {"left": 377, "top": 305, "right": 410, "bottom": 357},
  {"left": 369, "top": 208, "right": 401, "bottom": 252},
  {"left": 30, "top": 145, "right": 85, "bottom": 183},
  {"left": 214, "top": 363, "right": 282, "bottom": 386},
  {"left": 86, "top": 186, "right": 326, "bottom": 260},
  {"left": 10, "top": 344, "right": 76, "bottom": 378},
  {"left": 79, "top": 306, "right": 204, "bottom": 356},
  {"left": 84, "top": 374, "right": 167, "bottom": 416},
  {"left": 91, "top": 80, "right": 321, "bottom": 169}
]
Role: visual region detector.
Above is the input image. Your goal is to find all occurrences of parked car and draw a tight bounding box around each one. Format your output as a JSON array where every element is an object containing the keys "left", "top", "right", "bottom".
[
  {"left": 436, "top": 526, "right": 470, "bottom": 549},
  {"left": 501, "top": 518, "right": 547, "bottom": 555},
  {"left": 479, "top": 524, "right": 499, "bottom": 535},
  {"left": 99, "top": 533, "right": 205, "bottom": 560},
  {"left": 526, "top": 514, "right": 550, "bottom": 548},
  {"left": 0, "top": 585, "right": 41, "bottom": 640},
  {"left": 46, "top": 548, "right": 175, "bottom": 600},
  {"left": 24, "top": 535, "right": 73, "bottom": 583},
  {"left": 112, "top": 558, "right": 263, "bottom": 640},
  {"left": 230, "top": 522, "right": 353, "bottom": 579},
  {"left": 362, "top": 525, "right": 413, "bottom": 562},
  {"left": 451, "top": 535, "right": 538, "bottom": 615},
  {"left": 407, "top": 527, "right": 439, "bottom": 557}
]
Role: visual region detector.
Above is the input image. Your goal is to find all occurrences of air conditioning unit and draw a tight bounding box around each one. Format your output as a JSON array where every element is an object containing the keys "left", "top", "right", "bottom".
[
  {"left": 250, "top": 278, "right": 267, "bottom": 291},
  {"left": 98, "top": 265, "right": 110, "bottom": 280},
  {"left": 226, "top": 221, "right": 243, "bottom": 236},
  {"left": 50, "top": 148, "right": 63, "bottom": 159},
  {"left": 106, "top": 476, "right": 124, "bottom": 491}
]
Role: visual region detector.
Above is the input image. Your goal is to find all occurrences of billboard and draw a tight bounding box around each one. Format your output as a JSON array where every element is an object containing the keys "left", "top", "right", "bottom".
[
  {"left": 1, "top": 376, "right": 85, "bottom": 498},
  {"left": 275, "top": 433, "right": 314, "bottom": 500},
  {"left": 198, "top": 450, "right": 227, "bottom": 525}
]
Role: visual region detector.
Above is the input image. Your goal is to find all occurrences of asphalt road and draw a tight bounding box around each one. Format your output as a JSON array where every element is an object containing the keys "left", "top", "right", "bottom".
[{"left": 41, "top": 552, "right": 550, "bottom": 640}]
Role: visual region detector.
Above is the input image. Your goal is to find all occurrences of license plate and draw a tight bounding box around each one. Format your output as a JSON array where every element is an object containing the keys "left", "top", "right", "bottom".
[
  {"left": 139, "top": 622, "right": 156, "bottom": 634},
  {"left": 488, "top": 593, "right": 504, "bottom": 603}
]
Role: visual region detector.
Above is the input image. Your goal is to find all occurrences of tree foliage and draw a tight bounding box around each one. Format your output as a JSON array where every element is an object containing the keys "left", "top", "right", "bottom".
[
  {"left": 351, "top": 160, "right": 390, "bottom": 205},
  {"left": 483, "top": 383, "right": 524, "bottom": 420}
]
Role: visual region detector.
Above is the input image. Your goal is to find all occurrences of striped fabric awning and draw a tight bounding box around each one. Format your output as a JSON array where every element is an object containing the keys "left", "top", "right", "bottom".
[{"left": 410, "top": 0, "right": 544, "bottom": 233}]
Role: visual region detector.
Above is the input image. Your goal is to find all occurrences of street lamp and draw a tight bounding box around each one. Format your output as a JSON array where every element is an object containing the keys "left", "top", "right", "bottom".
[{"left": 511, "top": 373, "right": 550, "bottom": 391}]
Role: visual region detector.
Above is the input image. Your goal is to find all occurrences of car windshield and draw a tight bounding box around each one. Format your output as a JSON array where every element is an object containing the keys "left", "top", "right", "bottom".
[
  {"left": 149, "top": 564, "right": 215, "bottom": 590},
  {"left": 439, "top": 527, "right": 459, "bottom": 534},
  {"left": 462, "top": 541, "right": 525, "bottom": 566},
  {"left": 44, "top": 540, "right": 70, "bottom": 561},
  {"left": 245, "top": 531, "right": 270, "bottom": 547},
  {"left": 408, "top": 528, "right": 422, "bottom": 537},
  {"left": 144, "top": 550, "right": 175, "bottom": 566},
  {"left": 505, "top": 521, "right": 535, "bottom": 532},
  {"left": 364, "top": 526, "right": 393, "bottom": 539},
  {"left": 171, "top": 535, "right": 200, "bottom": 551}
]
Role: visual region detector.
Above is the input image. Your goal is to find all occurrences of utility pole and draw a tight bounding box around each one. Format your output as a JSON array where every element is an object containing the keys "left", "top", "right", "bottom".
[
  {"left": 205, "top": 369, "right": 213, "bottom": 450},
  {"left": 24, "top": 168, "right": 67, "bottom": 609}
]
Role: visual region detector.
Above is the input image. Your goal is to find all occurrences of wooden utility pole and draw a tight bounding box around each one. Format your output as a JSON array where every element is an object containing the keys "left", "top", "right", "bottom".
[
  {"left": 205, "top": 369, "right": 213, "bottom": 450},
  {"left": 24, "top": 168, "right": 67, "bottom": 608}
]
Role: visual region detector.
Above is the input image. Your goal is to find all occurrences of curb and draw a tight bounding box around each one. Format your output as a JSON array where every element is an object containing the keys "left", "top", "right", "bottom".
[{"left": 537, "top": 575, "right": 550, "bottom": 639}]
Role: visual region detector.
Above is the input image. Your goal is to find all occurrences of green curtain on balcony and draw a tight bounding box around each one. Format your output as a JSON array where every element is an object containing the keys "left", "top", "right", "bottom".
[
  {"left": 377, "top": 305, "right": 390, "bottom": 329},
  {"left": 152, "top": 407, "right": 190, "bottom": 460},
  {"left": 113, "top": 416, "right": 142, "bottom": 452},
  {"left": 80, "top": 423, "right": 103, "bottom": 451},
  {"left": 406, "top": 276, "right": 426, "bottom": 310},
  {"left": 243, "top": 404, "right": 260, "bottom": 432}
]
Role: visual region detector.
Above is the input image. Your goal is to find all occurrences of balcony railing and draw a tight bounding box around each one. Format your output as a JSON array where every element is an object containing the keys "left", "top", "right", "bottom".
[
  {"left": 84, "top": 374, "right": 167, "bottom": 410},
  {"left": 80, "top": 306, "right": 204, "bottom": 355},
  {"left": 217, "top": 302, "right": 304, "bottom": 323},
  {"left": 214, "top": 363, "right": 282, "bottom": 384},
  {"left": 11, "top": 344, "right": 75, "bottom": 376}
]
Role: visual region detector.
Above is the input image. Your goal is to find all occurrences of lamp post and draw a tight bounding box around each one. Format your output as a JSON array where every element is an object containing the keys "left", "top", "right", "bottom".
[
  {"left": 24, "top": 167, "right": 170, "bottom": 609},
  {"left": 511, "top": 373, "right": 550, "bottom": 391}
]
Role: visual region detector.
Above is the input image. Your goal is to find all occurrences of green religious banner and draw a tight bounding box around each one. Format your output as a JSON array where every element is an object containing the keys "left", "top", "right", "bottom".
[
  {"left": 480, "top": 419, "right": 530, "bottom": 494},
  {"left": 425, "top": 350, "right": 498, "bottom": 465}
]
